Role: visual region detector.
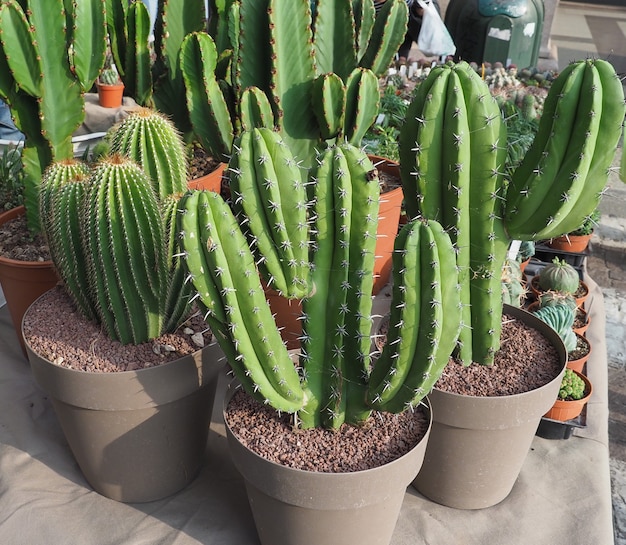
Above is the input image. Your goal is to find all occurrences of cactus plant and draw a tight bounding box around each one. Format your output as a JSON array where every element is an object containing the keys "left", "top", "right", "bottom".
[
  {"left": 399, "top": 59, "right": 624, "bottom": 365},
  {"left": 178, "top": 137, "right": 462, "bottom": 429},
  {"left": 99, "top": 67, "right": 121, "bottom": 86},
  {"left": 39, "top": 112, "right": 196, "bottom": 344},
  {"left": 537, "top": 291, "right": 578, "bottom": 312},
  {"left": 0, "top": 0, "right": 108, "bottom": 231},
  {"left": 558, "top": 369, "right": 586, "bottom": 401},
  {"left": 501, "top": 258, "right": 525, "bottom": 308},
  {"left": 532, "top": 305, "right": 577, "bottom": 353},
  {"left": 180, "top": 0, "right": 408, "bottom": 163},
  {"left": 105, "top": 0, "right": 207, "bottom": 132},
  {"left": 538, "top": 258, "right": 581, "bottom": 295}
]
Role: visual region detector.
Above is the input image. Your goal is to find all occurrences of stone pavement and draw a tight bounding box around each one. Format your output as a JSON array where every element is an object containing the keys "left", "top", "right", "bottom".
[{"left": 585, "top": 151, "right": 626, "bottom": 545}]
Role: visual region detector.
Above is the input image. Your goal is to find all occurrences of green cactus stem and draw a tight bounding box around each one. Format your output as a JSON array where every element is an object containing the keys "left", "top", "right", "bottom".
[
  {"left": 538, "top": 258, "right": 580, "bottom": 295},
  {"left": 0, "top": 0, "right": 107, "bottom": 231}
]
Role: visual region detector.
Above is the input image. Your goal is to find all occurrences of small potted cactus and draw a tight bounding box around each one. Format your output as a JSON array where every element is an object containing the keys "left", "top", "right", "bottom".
[
  {"left": 20, "top": 111, "right": 225, "bottom": 503},
  {"left": 544, "top": 369, "right": 593, "bottom": 422},
  {"left": 531, "top": 258, "right": 590, "bottom": 307},
  {"left": 96, "top": 65, "right": 124, "bottom": 108}
]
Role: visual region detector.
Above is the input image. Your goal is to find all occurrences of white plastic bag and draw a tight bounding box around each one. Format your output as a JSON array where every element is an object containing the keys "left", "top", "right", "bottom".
[{"left": 416, "top": 0, "right": 456, "bottom": 57}]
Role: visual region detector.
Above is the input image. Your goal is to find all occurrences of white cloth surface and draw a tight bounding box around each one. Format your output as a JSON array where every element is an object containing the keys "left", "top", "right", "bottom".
[{"left": 0, "top": 279, "right": 614, "bottom": 545}]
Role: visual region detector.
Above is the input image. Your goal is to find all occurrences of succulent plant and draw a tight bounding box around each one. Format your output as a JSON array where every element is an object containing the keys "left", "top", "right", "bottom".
[
  {"left": 0, "top": 0, "right": 108, "bottom": 231},
  {"left": 537, "top": 291, "right": 578, "bottom": 312},
  {"left": 399, "top": 59, "right": 624, "bottom": 365},
  {"left": 532, "top": 305, "right": 577, "bottom": 353},
  {"left": 501, "top": 258, "right": 525, "bottom": 308},
  {"left": 39, "top": 113, "right": 195, "bottom": 344},
  {"left": 99, "top": 67, "right": 121, "bottom": 86},
  {"left": 538, "top": 258, "right": 580, "bottom": 295},
  {"left": 558, "top": 369, "right": 586, "bottom": 401},
  {"left": 178, "top": 137, "right": 462, "bottom": 428},
  {"left": 105, "top": 0, "right": 208, "bottom": 132},
  {"left": 180, "top": 0, "right": 408, "bottom": 163}
]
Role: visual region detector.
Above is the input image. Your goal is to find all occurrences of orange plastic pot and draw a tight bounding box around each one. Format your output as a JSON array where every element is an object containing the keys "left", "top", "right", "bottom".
[
  {"left": 544, "top": 371, "right": 592, "bottom": 422},
  {"left": 547, "top": 234, "right": 591, "bottom": 253},
  {"left": 187, "top": 162, "right": 227, "bottom": 192},
  {"left": 97, "top": 82, "right": 125, "bottom": 108},
  {"left": 567, "top": 333, "right": 591, "bottom": 373}
]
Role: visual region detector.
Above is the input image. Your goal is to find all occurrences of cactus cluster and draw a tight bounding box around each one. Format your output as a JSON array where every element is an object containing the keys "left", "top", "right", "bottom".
[
  {"left": 39, "top": 110, "right": 193, "bottom": 345},
  {"left": 532, "top": 305, "right": 577, "bottom": 353},
  {"left": 558, "top": 369, "right": 586, "bottom": 401},
  {"left": 538, "top": 258, "right": 581, "bottom": 295},
  {"left": 0, "top": 0, "right": 108, "bottom": 231},
  {"left": 178, "top": 136, "right": 461, "bottom": 429},
  {"left": 399, "top": 59, "right": 624, "bottom": 365},
  {"left": 180, "top": 0, "right": 408, "bottom": 164},
  {"left": 99, "top": 67, "right": 121, "bottom": 86}
]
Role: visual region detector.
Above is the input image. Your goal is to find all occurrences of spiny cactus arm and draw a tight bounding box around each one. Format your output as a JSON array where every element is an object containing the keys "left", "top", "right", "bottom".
[
  {"left": 535, "top": 60, "right": 625, "bottom": 238},
  {"left": 504, "top": 61, "right": 586, "bottom": 236},
  {"left": 368, "top": 219, "right": 461, "bottom": 413},
  {"left": 85, "top": 158, "right": 168, "bottom": 344},
  {"left": 151, "top": 0, "right": 207, "bottom": 131},
  {"left": 358, "top": 0, "right": 408, "bottom": 77},
  {"left": 299, "top": 148, "right": 335, "bottom": 429},
  {"left": 312, "top": 0, "right": 357, "bottom": 81},
  {"left": 229, "top": 129, "right": 310, "bottom": 298},
  {"left": 178, "top": 190, "right": 306, "bottom": 413},
  {"left": 352, "top": 0, "right": 375, "bottom": 63},
  {"left": 109, "top": 108, "right": 188, "bottom": 199},
  {"left": 207, "top": 0, "right": 235, "bottom": 54},
  {"left": 162, "top": 194, "right": 195, "bottom": 332},
  {"left": 341, "top": 144, "right": 379, "bottom": 425},
  {"left": 455, "top": 63, "right": 508, "bottom": 366},
  {"left": 180, "top": 32, "right": 234, "bottom": 162},
  {"left": 123, "top": 1, "right": 153, "bottom": 106},
  {"left": 344, "top": 67, "right": 379, "bottom": 146},
  {"left": 69, "top": 0, "right": 108, "bottom": 91},
  {"left": 311, "top": 72, "right": 347, "bottom": 141},
  {"left": 520, "top": 63, "right": 603, "bottom": 240},
  {"left": 399, "top": 65, "right": 450, "bottom": 220},
  {"left": 266, "top": 0, "right": 320, "bottom": 165},
  {"left": 239, "top": 86, "right": 274, "bottom": 132}
]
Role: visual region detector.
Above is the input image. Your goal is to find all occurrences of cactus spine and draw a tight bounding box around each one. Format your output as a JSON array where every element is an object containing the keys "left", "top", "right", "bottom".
[
  {"left": 179, "top": 135, "right": 461, "bottom": 429},
  {"left": 400, "top": 59, "right": 624, "bottom": 366},
  {"left": 0, "top": 0, "right": 107, "bottom": 231}
]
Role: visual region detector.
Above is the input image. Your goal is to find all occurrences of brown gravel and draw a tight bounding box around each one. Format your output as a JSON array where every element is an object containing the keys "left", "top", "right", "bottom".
[
  {"left": 435, "top": 313, "right": 562, "bottom": 396},
  {"left": 0, "top": 213, "right": 51, "bottom": 262},
  {"left": 22, "top": 286, "right": 212, "bottom": 372},
  {"left": 225, "top": 388, "right": 430, "bottom": 473}
]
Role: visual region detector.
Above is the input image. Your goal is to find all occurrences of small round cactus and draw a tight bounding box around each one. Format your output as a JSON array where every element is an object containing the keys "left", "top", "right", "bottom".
[
  {"left": 538, "top": 258, "right": 580, "bottom": 294},
  {"left": 558, "top": 369, "right": 587, "bottom": 401}
]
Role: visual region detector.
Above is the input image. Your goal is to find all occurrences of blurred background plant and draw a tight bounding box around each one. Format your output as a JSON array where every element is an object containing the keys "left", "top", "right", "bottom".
[{"left": 0, "top": 145, "right": 24, "bottom": 211}]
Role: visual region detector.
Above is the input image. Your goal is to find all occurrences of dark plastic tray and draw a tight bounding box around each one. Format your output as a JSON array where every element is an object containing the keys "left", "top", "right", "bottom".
[{"left": 534, "top": 243, "right": 588, "bottom": 271}]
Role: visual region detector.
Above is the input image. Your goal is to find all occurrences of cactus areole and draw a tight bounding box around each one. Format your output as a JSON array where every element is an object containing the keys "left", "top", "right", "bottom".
[{"left": 399, "top": 59, "right": 624, "bottom": 366}]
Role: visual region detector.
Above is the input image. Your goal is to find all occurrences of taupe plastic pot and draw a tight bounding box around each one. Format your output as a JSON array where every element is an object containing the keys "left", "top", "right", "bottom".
[
  {"left": 413, "top": 305, "right": 567, "bottom": 510},
  {"left": 24, "top": 315, "right": 225, "bottom": 503},
  {"left": 224, "top": 386, "right": 432, "bottom": 545}
]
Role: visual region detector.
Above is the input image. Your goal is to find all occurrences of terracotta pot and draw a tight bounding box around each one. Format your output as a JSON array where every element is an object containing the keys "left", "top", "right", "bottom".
[
  {"left": 519, "top": 257, "right": 531, "bottom": 274},
  {"left": 567, "top": 333, "right": 592, "bottom": 373},
  {"left": 369, "top": 155, "right": 403, "bottom": 295},
  {"left": 23, "top": 292, "right": 225, "bottom": 503},
  {"left": 96, "top": 81, "right": 125, "bottom": 108},
  {"left": 530, "top": 275, "right": 589, "bottom": 308},
  {"left": 547, "top": 233, "right": 591, "bottom": 253},
  {"left": 187, "top": 162, "right": 227, "bottom": 192},
  {"left": 573, "top": 306, "right": 590, "bottom": 336},
  {"left": 544, "top": 371, "right": 592, "bottom": 422},
  {"left": 224, "top": 385, "right": 432, "bottom": 545},
  {"left": 0, "top": 206, "right": 58, "bottom": 357},
  {"left": 413, "top": 305, "right": 567, "bottom": 510}
]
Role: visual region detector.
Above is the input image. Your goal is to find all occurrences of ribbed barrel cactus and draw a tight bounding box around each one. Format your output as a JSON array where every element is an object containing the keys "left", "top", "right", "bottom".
[
  {"left": 178, "top": 136, "right": 462, "bottom": 429},
  {"left": 538, "top": 258, "right": 580, "bottom": 295},
  {"left": 399, "top": 59, "right": 624, "bottom": 365},
  {"left": 0, "top": 0, "right": 107, "bottom": 231}
]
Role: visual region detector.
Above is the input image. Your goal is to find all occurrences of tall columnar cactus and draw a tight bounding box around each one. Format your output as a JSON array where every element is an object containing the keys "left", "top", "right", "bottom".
[
  {"left": 178, "top": 136, "right": 462, "bottom": 429},
  {"left": 109, "top": 108, "right": 189, "bottom": 199},
  {"left": 105, "top": 0, "right": 207, "bottom": 132},
  {"left": 180, "top": 0, "right": 407, "bottom": 164},
  {"left": 399, "top": 59, "right": 625, "bottom": 365},
  {"left": 0, "top": 0, "right": 107, "bottom": 231}
]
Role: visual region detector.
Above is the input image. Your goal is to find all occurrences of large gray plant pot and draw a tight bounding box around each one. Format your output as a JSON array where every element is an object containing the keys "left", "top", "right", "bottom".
[
  {"left": 24, "top": 317, "right": 225, "bottom": 503},
  {"left": 225, "top": 387, "right": 432, "bottom": 545},
  {"left": 413, "top": 305, "right": 567, "bottom": 509}
]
